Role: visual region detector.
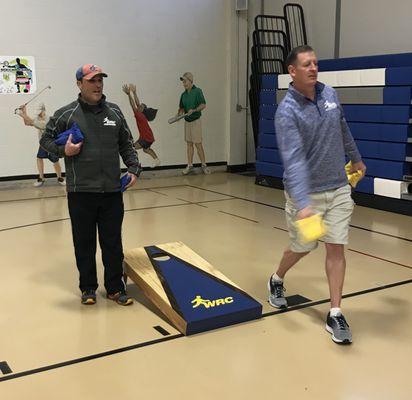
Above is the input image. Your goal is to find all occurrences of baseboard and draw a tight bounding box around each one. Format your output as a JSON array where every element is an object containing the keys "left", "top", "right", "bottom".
[
  {"left": 255, "top": 174, "right": 284, "bottom": 189},
  {"left": 227, "top": 163, "right": 255, "bottom": 173},
  {"left": 352, "top": 191, "right": 412, "bottom": 216},
  {"left": 0, "top": 162, "right": 228, "bottom": 182},
  {"left": 255, "top": 174, "right": 412, "bottom": 216}
]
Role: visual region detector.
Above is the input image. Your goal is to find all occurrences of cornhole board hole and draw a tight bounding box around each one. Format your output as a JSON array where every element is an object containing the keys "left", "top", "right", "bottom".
[{"left": 124, "top": 242, "right": 262, "bottom": 335}]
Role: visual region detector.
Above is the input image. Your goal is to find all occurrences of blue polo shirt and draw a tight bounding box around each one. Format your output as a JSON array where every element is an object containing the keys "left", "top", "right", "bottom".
[{"left": 275, "top": 82, "right": 362, "bottom": 210}]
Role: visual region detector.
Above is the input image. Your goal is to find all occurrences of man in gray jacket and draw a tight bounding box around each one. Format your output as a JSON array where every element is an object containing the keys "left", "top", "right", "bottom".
[
  {"left": 41, "top": 64, "right": 141, "bottom": 306},
  {"left": 268, "top": 46, "right": 366, "bottom": 344}
]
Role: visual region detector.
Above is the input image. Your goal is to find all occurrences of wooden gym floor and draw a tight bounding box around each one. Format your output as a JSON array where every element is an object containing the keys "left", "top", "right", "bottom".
[{"left": 0, "top": 172, "right": 411, "bottom": 399}]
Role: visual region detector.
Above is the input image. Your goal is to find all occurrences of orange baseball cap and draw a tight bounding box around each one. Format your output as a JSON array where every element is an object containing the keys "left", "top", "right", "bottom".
[{"left": 76, "top": 64, "right": 108, "bottom": 81}]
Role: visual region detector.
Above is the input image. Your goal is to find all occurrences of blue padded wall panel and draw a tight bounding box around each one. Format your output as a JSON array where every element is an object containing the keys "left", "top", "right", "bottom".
[
  {"left": 386, "top": 67, "right": 412, "bottom": 86},
  {"left": 319, "top": 53, "right": 412, "bottom": 72},
  {"left": 363, "top": 158, "right": 411, "bottom": 180},
  {"left": 258, "top": 133, "right": 277, "bottom": 148},
  {"left": 257, "top": 148, "right": 282, "bottom": 164},
  {"left": 355, "top": 140, "right": 409, "bottom": 161},
  {"left": 259, "top": 91, "right": 277, "bottom": 105},
  {"left": 259, "top": 90, "right": 275, "bottom": 105},
  {"left": 354, "top": 176, "right": 374, "bottom": 194},
  {"left": 256, "top": 161, "right": 284, "bottom": 178},
  {"left": 261, "top": 75, "right": 277, "bottom": 90},
  {"left": 259, "top": 119, "right": 276, "bottom": 134},
  {"left": 259, "top": 105, "right": 277, "bottom": 120},
  {"left": 343, "top": 105, "right": 411, "bottom": 123},
  {"left": 348, "top": 123, "right": 410, "bottom": 142},
  {"left": 383, "top": 87, "right": 412, "bottom": 104}
]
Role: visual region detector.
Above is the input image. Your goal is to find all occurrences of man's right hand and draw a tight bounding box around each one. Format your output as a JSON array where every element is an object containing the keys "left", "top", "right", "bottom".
[
  {"left": 297, "top": 206, "right": 314, "bottom": 220},
  {"left": 65, "top": 134, "right": 82, "bottom": 156}
]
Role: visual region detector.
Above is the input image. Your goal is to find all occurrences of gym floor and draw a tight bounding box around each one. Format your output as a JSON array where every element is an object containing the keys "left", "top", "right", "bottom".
[{"left": 0, "top": 172, "right": 411, "bottom": 399}]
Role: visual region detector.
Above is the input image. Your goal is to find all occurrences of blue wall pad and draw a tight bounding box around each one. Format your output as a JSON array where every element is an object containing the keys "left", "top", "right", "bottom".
[
  {"left": 261, "top": 74, "right": 277, "bottom": 90},
  {"left": 256, "top": 161, "right": 284, "bottom": 178},
  {"left": 386, "top": 67, "right": 412, "bottom": 86},
  {"left": 260, "top": 90, "right": 277, "bottom": 105},
  {"left": 355, "top": 140, "right": 411, "bottom": 161},
  {"left": 348, "top": 122, "right": 410, "bottom": 142},
  {"left": 259, "top": 119, "right": 276, "bottom": 134},
  {"left": 318, "top": 53, "right": 412, "bottom": 71},
  {"left": 383, "top": 87, "right": 412, "bottom": 104},
  {"left": 258, "top": 133, "right": 278, "bottom": 148},
  {"left": 354, "top": 176, "right": 374, "bottom": 194},
  {"left": 257, "top": 148, "right": 282, "bottom": 164},
  {"left": 259, "top": 105, "right": 277, "bottom": 120},
  {"left": 343, "top": 105, "right": 411, "bottom": 124},
  {"left": 363, "top": 158, "right": 411, "bottom": 180}
]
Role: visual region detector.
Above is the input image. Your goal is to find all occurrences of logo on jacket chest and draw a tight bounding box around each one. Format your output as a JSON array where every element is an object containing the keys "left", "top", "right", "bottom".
[
  {"left": 103, "top": 117, "right": 116, "bottom": 126},
  {"left": 324, "top": 100, "right": 337, "bottom": 111}
]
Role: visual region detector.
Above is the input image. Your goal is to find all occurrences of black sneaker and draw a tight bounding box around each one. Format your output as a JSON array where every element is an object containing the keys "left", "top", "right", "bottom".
[
  {"left": 326, "top": 312, "right": 352, "bottom": 344},
  {"left": 267, "top": 275, "right": 288, "bottom": 308},
  {"left": 107, "top": 291, "right": 133, "bottom": 306},
  {"left": 81, "top": 289, "right": 96, "bottom": 305}
]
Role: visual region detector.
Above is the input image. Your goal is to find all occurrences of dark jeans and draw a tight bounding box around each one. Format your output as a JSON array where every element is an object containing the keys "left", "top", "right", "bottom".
[{"left": 67, "top": 192, "right": 125, "bottom": 294}]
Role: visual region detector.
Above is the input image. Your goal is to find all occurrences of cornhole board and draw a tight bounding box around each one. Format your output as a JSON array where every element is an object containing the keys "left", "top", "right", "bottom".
[{"left": 124, "top": 242, "right": 262, "bottom": 335}]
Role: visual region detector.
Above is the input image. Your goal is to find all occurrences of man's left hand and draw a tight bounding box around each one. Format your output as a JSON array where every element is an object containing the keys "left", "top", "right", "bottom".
[
  {"left": 125, "top": 172, "right": 137, "bottom": 189},
  {"left": 350, "top": 160, "right": 366, "bottom": 177}
]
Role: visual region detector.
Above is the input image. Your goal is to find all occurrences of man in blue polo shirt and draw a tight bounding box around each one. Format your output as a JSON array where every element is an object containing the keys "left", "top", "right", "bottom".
[{"left": 268, "top": 45, "right": 366, "bottom": 344}]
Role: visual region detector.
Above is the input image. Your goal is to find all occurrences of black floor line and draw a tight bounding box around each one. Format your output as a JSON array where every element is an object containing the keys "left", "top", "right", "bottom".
[
  {"left": 2, "top": 278, "right": 411, "bottom": 383},
  {"left": 262, "top": 278, "right": 412, "bottom": 317},
  {"left": 0, "top": 334, "right": 183, "bottom": 383},
  {"left": 0, "top": 184, "right": 187, "bottom": 204},
  {"left": 0, "top": 202, "right": 189, "bottom": 233},
  {"left": 347, "top": 248, "right": 412, "bottom": 270},
  {"left": 187, "top": 185, "right": 412, "bottom": 243},
  {"left": 0, "top": 362, "right": 12, "bottom": 375},
  {"left": 269, "top": 224, "right": 412, "bottom": 271},
  {"left": 0, "top": 218, "right": 70, "bottom": 233},
  {"left": 0, "top": 197, "right": 239, "bottom": 233},
  {"left": 2, "top": 182, "right": 410, "bottom": 242},
  {"left": 153, "top": 326, "right": 171, "bottom": 336},
  {"left": 0, "top": 194, "right": 66, "bottom": 204},
  {"left": 219, "top": 211, "right": 259, "bottom": 223}
]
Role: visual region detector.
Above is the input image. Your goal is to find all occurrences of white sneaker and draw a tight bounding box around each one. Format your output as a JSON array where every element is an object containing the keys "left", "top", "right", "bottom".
[
  {"left": 57, "top": 177, "right": 66, "bottom": 186},
  {"left": 151, "top": 158, "right": 161, "bottom": 168},
  {"left": 201, "top": 165, "right": 211, "bottom": 175},
  {"left": 33, "top": 178, "right": 45, "bottom": 187},
  {"left": 182, "top": 165, "right": 194, "bottom": 175}
]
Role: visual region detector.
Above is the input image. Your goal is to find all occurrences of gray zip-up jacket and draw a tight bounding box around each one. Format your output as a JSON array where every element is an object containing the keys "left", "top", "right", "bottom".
[
  {"left": 40, "top": 95, "right": 141, "bottom": 193},
  {"left": 275, "top": 82, "right": 362, "bottom": 210}
]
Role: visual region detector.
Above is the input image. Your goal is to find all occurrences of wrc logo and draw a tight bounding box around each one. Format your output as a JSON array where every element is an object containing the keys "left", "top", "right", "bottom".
[{"left": 191, "top": 295, "right": 234, "bottom": 309}]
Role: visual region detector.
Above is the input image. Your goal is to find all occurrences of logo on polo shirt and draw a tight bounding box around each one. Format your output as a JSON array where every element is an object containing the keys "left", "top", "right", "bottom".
[
  {"left": 324, "top": 101, "right": 337, "bottom": 111},
  {"left": 103, "top": 117, "right": 116, "bottom": 126},
  {"left": 191, "top": 295, "right": 234, "bottom": 309}
]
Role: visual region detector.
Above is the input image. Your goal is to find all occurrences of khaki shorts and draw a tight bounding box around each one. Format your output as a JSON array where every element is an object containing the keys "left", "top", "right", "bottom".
[
  {"left": 184, "top": 118, "right": 202, "bottom": 143},
  {"left": 285, "top": 184, "right": 354, "bottom": 253}
]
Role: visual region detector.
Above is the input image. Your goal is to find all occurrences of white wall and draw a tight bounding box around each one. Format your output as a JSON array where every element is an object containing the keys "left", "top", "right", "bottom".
[
  {"left": 340, "top": 0, "right": 412, "bottom": 57},
  {"left": 255, "top": 0, "right": 335, "bottom": 60},
  {"left": 0, "top": 0, "right": 230, "bottom": 178}
]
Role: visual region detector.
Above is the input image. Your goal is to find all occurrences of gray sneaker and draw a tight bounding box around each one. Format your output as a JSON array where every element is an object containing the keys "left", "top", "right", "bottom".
[
  {"left": 33, "top": 178, "right": 45, "bottom": 187},
  {"left": 326, "top": 312, "right": 352, "bottom": 344},
  {"left": 268, "top": 276, "right": 288, "bottom": 308},
  {"left": 182, "top": 165, "right": 194, "bottom": 175}
]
